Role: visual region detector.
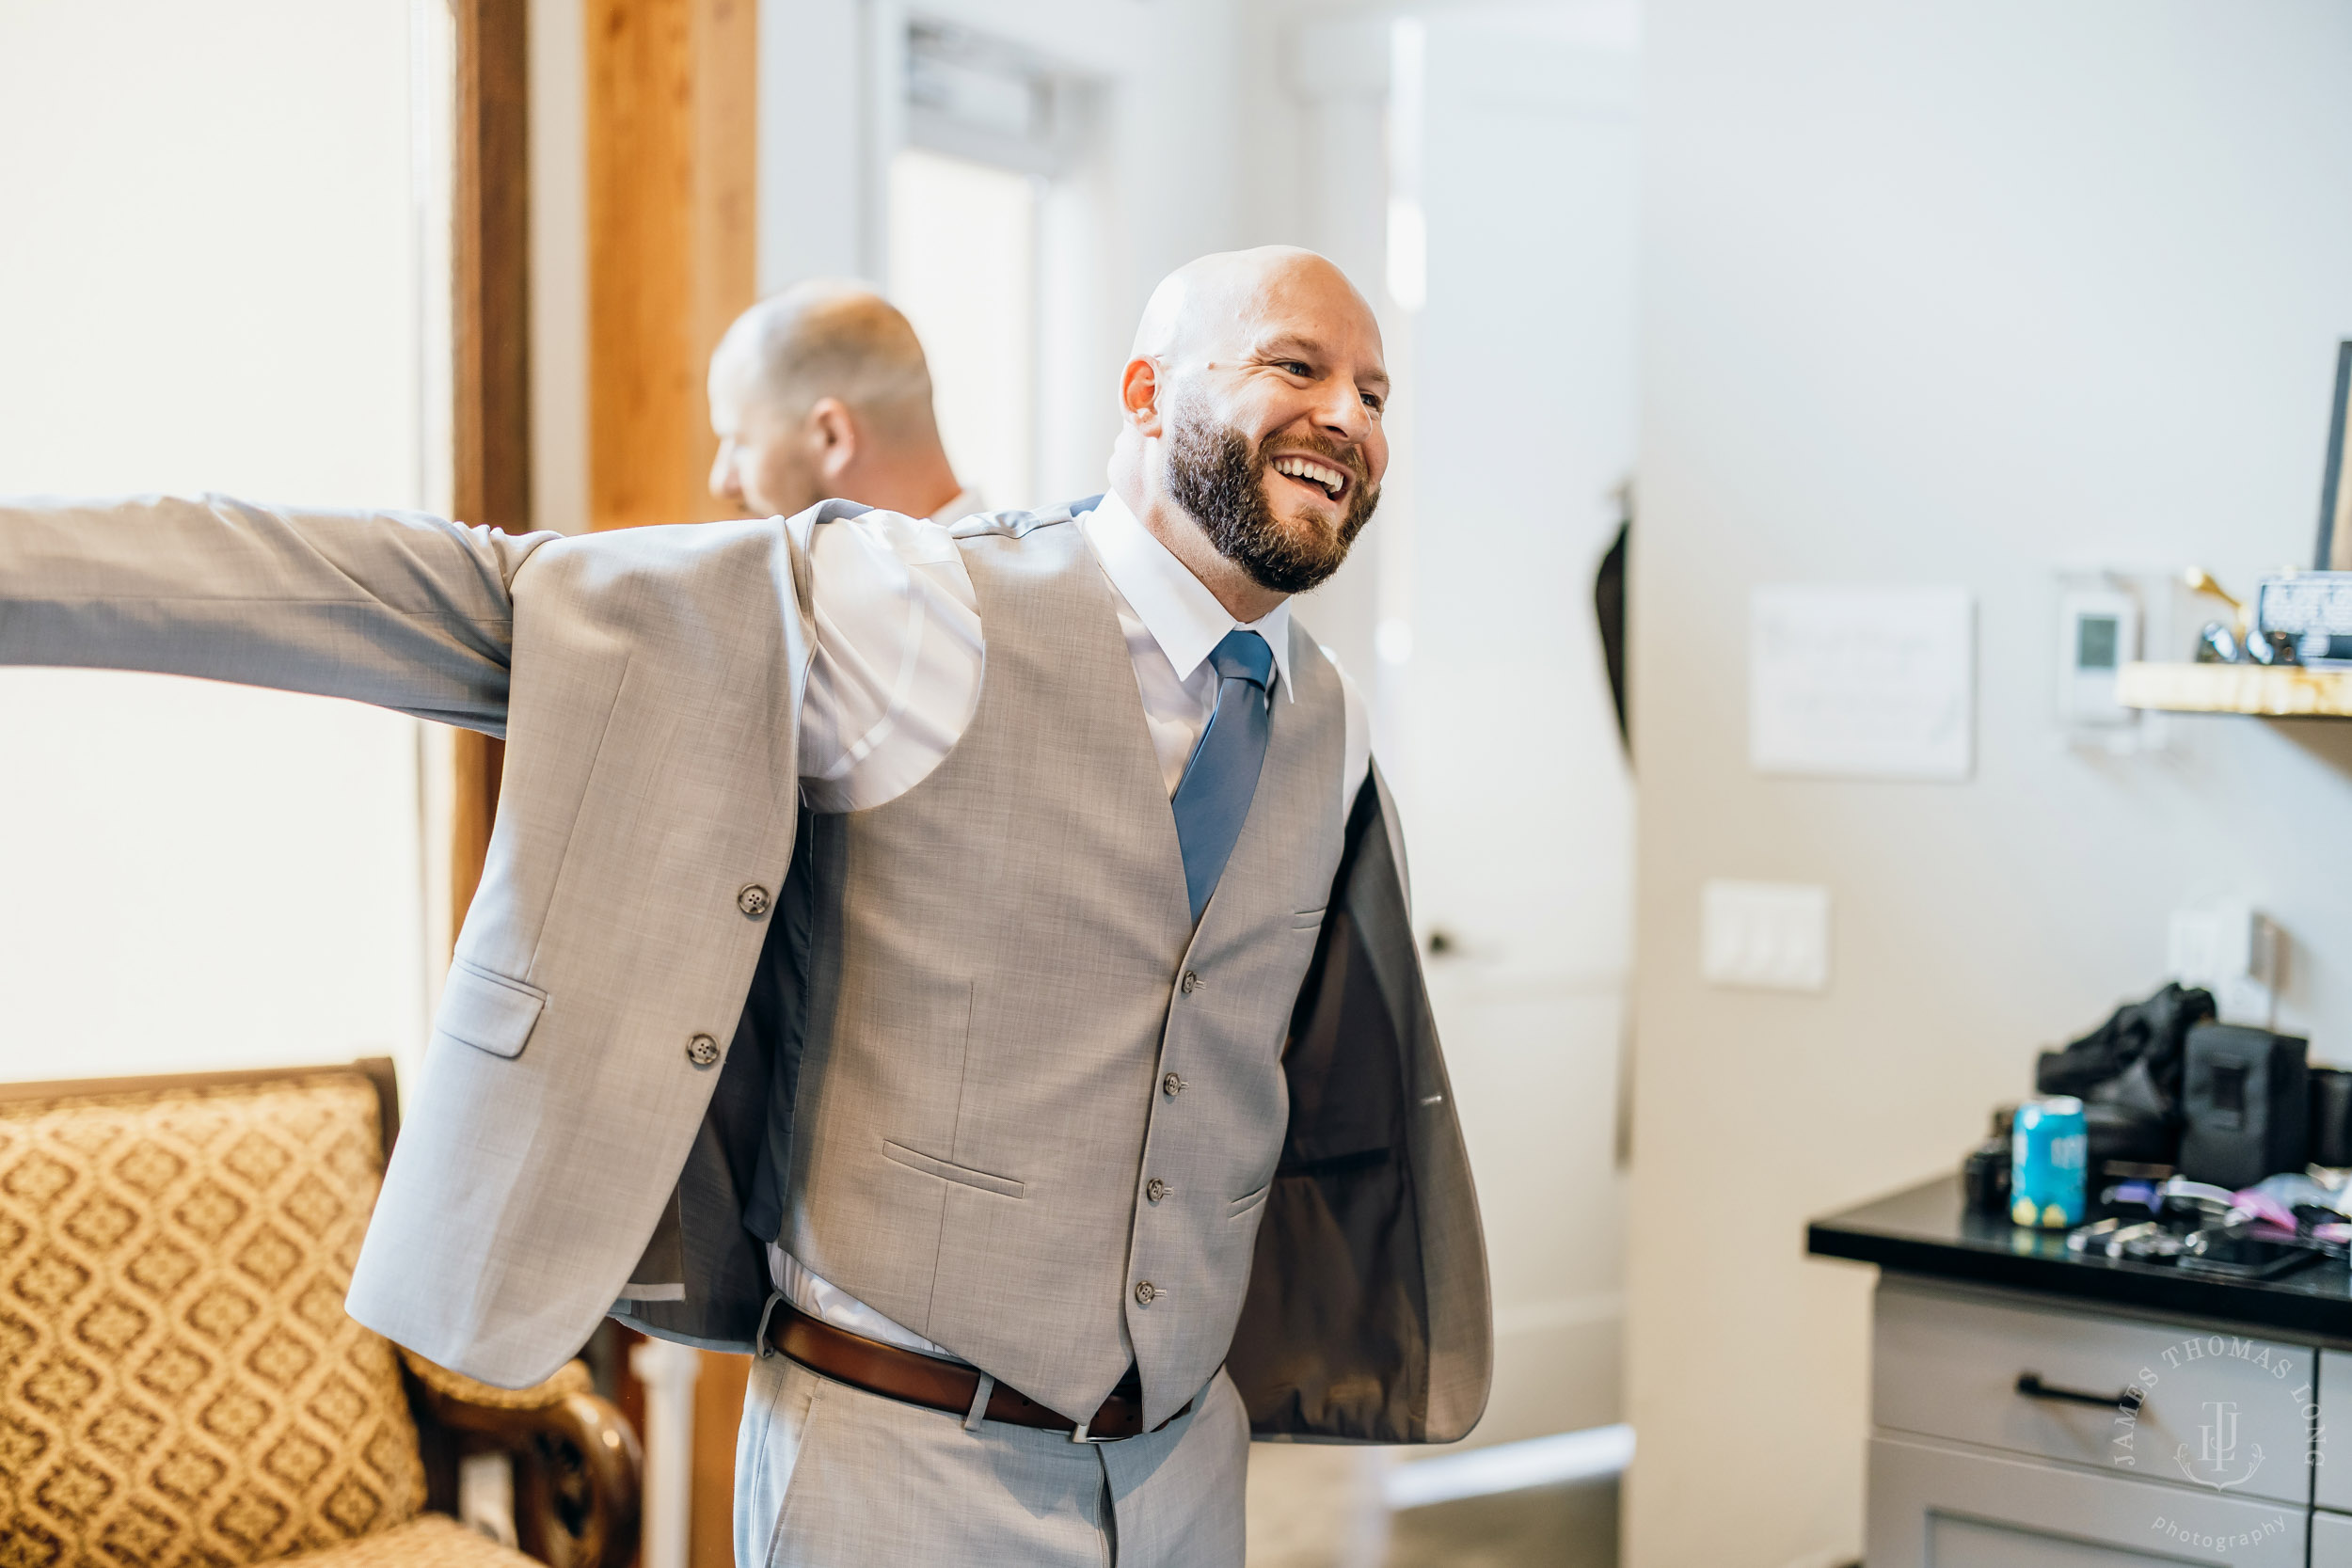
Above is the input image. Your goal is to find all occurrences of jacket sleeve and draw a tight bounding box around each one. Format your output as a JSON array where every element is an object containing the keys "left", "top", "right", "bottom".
[{"left": 0, "top": 492, "right": 553, "bottom": 733}]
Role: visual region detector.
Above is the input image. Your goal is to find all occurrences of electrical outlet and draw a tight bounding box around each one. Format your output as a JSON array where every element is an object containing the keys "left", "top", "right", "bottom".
[
  {"left": 1701, "top": 879, "right": 1832, "bottom": 992},
  {"left": 2168, "top": 898, "right": 2281, "bottom": 1028}
]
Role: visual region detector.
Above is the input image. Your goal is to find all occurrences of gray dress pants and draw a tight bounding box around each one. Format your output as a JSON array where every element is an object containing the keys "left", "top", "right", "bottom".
[{"left": 734, "top": 1354, "right": 1249, "bottom": 1567}]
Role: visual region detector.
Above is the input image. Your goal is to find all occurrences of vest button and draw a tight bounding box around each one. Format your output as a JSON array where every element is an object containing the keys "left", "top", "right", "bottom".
[
  {"left": 1134, "top": 1281, "right": 1158, "bottom": 1306},
  {"left": 686, "top": 1034, "right": 722, "bottom": 1068},
  {"left": 1145, "top": 1178, "right": 1169, "bottom": 1204},
  {"left": 1180, "top": 971, "right": 1201, "bottom": 994},
  {"left": 737, "top": 884, "right": 772, "bottom": 918},
  {"left": 1162, "top": 1072, "right": 1185, "bottom": 1099}
]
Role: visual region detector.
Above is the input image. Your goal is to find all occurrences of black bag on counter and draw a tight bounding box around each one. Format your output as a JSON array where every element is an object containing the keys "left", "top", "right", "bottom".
[
  {"left": 2312, "top": 1068, "right": 2352, "bottom": 1167},
  {"left": 2034, "top": 983, "right": 2216, "bottom": 1165},
  {"left": 2179, "top": 1024, "right": 2310, "bottom": 1189},
  {"left": 2083, "top": 1100, "right": 2174, "bottom": 1170}
]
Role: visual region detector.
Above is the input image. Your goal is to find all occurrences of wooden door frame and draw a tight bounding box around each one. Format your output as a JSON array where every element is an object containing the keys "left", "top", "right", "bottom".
[
  {"left": 450, "top": 0, "right": 530, "bottom": 932},
  {"left": 449, "top": 0, "right": 757, "bottom": 935},
  {"left": 586, "top": 0, "right": 757, "bottom": 534}
]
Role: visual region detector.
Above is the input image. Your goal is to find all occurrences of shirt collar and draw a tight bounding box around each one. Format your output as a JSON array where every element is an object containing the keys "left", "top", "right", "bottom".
[
  {"left": 1079, "top": 487, "right": 1295, "bottom": 701},
  {"left": 928, "top": 487, "right": 984, "bottom": 527}
]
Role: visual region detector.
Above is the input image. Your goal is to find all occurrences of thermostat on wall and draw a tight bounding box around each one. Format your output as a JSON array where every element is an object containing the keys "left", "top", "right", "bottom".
[{"left": 2058, "top": 587, "right": 2138, "bottom": 727}]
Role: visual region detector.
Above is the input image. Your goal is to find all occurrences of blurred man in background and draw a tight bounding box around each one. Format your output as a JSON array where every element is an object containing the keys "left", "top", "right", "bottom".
[{"left": 707, "top": 279, "right": 979, "bottom": 524}]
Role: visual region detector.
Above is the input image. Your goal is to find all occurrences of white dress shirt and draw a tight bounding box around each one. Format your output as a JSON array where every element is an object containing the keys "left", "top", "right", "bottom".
[{"left": 767, "top": 482, "right": 1370, "bottom": 1358}]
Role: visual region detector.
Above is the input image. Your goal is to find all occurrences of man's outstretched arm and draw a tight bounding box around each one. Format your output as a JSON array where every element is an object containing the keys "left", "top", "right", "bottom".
[{"left": 0, "top": 493, "right": 550, "bottom": 733}]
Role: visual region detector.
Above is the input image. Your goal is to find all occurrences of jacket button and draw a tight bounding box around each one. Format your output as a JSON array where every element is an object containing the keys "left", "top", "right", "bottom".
[
  {"left": 1134, "top": 1281, "right": 1158, "bottom": 1305},
  {"left": 1179, "top": 971, "right": 1201, "bottom": 994},
  {"left": 686, "top": 1034, "right": 722, "bottom": 1068},
  {"left": 1162, "top": 1072, "right": 1185, "bottom": 1098},
  {"left": 1145, "top": 1178, "right": 1168, "bottom": 1204},
  {"left": 737, "top": 884, "right": 772, "bottom": 918}
]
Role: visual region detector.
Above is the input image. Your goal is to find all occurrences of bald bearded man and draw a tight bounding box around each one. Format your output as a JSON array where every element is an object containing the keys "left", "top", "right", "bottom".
[
  {"left": 707, "top": 280, "right": 979, "bottom": 525},
  {"left": 0, "top": 246, "right": 1488, "bottom": 1566}
]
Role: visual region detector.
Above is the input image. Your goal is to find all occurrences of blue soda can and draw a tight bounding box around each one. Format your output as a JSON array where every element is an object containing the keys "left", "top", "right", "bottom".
[{"left": 2011, "top": 1096, "right": 2089, "bottom": 1228}]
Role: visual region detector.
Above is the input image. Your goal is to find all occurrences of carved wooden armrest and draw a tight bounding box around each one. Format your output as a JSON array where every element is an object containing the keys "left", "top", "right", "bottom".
[{"left": 400, "top": 1351, "right": 643, "bottom": 1568}]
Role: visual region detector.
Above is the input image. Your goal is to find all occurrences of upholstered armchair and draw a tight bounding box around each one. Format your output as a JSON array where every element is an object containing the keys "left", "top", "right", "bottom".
[{"left": 0, "top": 1060, "right": 640, "bottom": 1568}]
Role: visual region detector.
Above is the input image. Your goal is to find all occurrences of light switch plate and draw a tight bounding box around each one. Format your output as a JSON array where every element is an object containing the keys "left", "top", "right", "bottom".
[{"left": 1701, "top": 880, "right": 1832, "bottom": 992}]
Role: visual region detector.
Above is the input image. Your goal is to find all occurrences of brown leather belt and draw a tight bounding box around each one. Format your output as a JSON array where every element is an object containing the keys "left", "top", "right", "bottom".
[{"left": 765, "top": 1305, "right": 1187, "bottom": 1441}]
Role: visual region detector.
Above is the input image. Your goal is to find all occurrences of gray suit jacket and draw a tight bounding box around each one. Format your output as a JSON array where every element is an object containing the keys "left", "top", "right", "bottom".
[{"left": 0, "top": 492, "right": 1489, "bottom": 1444}]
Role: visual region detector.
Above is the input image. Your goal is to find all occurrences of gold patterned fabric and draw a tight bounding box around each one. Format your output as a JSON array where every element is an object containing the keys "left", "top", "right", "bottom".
[
  {"left": 395, "top": 1352, "right": 589, "bottom": 1413},
  {"left": 281, "top": 1515, "right": 536, "bottom": 1568},
  {"left": 0, "top": 1075, "right": 426, "bottom": 1567}
]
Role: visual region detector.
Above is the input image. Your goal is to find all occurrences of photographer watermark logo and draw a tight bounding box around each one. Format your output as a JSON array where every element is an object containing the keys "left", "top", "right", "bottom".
[
  {"left": 2180, "top": 1398, "right": 2263, "bottom": 1491},
  {"left": 2148, "top": 1515, "right": 2294, "bottom": 1556},
  {"left": 2098, "top": 1336, "right": 2315, "bottom": 1558},
  {"left": 2109, "top": 1334, "right": 2312, "bottom": 1495}
]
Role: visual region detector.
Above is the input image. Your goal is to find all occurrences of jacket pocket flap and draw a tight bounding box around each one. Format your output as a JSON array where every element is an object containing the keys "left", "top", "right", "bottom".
[{"left": 437, "top": 960, "right": 548, "bottom": 1059}]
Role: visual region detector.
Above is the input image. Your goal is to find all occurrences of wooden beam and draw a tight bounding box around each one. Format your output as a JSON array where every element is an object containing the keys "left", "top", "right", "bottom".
[
  {"left": 450, "top": 729, "right": 505, "bottom": 936},
  {"left": 689, "top": 1350, "right": 752, "bottom": 1565},
  {"left": 454, "top": 0, "right": 532, "bottom": 536},
  {"left": 450, "top": 0, "right": 532, "bottom": 938},
  {"left": 587, "top": 0, "right": 758, "bottom": 532}
]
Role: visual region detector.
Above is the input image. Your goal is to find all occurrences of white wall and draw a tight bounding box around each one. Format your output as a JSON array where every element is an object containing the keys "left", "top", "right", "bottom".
[
  {"left": 1629, "top": 5, "right": 2352, "bottom": 1564},
  {"left": 1369, "top": 5, "right": 1641, "bottom": 1451},
  {"left": 889, "top": 149, "right": 1040, "bottom": 509},
  {"left": 531, "top": 0, "right": 592, "bottom": 538},
  {"left": 756, "top": 0, "right": 868, "bottom": 291},
  {"left": 0, "top": 0, "right": 438, "bottom": 1089}
]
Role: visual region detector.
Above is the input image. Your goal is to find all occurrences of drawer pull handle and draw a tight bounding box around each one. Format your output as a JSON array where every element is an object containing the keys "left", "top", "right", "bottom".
[{"left": 2015, "top": 1372, "right": 2142, "bottom": 1412}]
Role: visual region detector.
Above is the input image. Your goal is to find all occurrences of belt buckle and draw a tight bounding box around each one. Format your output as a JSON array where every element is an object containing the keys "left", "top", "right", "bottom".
[{"left": 1070, "top": 1416, "right": 1111, "bottom": 1444}]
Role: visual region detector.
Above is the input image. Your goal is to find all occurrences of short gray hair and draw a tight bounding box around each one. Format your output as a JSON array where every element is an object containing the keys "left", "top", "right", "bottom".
[{"left": 710, "top": 280, "right": 937, "bottom": 429}]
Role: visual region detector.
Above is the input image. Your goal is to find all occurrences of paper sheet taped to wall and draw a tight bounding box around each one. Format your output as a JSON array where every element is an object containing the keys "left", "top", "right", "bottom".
[{"left": 1749, "top": 585, "right": 1974, "bottom": 780}]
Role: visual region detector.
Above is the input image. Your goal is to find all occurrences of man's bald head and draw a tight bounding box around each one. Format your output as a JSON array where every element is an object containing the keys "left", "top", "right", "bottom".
[
  {"left": 711, "top": 281, "right": 937, "bottom": 433},
  {"left": 1110, "top": 246, "right": 1390, "bottom": 619},
  {"left": 707, "top": 281, "right": 962, "bottom": 520},
  {"left": 1130, "top": 245, "right": 1380, "bottom": 367}
]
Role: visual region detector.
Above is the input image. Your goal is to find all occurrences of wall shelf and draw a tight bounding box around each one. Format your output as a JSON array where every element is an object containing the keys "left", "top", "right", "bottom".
[{"left": 2118, "top": 660, "right": 2352, "bottom": 718}]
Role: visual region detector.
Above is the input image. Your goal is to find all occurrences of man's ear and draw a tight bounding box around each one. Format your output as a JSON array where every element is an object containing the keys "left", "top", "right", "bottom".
[
  {"left": 809, "top": 397, "right": 859, "bottom": 481},
  {"left": 1120, "top": 357, "right": 1165, "bottom": 437}
]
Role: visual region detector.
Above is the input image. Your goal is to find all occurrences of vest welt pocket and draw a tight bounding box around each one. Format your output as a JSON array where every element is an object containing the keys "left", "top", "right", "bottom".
[
  {"left": 881, "top": 1140, "right": 1025, "bottom": 1200},
  {"left": 1225, "top": 1181, "right": 1272, "bottom": 1219},
  {"left": 1291, "top": 908, "right": 1328, "bottom": 928}
]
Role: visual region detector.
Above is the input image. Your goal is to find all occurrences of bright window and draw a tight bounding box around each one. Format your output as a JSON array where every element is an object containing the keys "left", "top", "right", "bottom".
[
  {"left": 0, "top": 0, "right": 443, "bottom": 1087},
  {"left": 888, "top": 148, "right": 1039, "bottom": 514}
]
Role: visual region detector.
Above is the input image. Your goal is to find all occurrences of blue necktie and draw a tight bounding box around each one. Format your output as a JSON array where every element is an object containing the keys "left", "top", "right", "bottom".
[{"left": 1171, "top": 628, "right": 1276, "bottom": 922}]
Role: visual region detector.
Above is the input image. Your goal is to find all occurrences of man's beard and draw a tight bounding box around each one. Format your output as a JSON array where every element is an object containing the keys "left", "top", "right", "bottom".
[{"left": 1165, "top": 404, "right": 1378, "bottom": 594}]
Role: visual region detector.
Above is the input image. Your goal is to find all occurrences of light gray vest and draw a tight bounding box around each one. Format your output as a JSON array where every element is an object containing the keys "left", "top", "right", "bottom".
[{"left": 774, "top": 510, "right": 1345, "bottom": 1424}]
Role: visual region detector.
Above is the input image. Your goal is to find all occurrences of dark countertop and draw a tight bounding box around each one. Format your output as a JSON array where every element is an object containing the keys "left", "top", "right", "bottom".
[{"left": 1808, "top": 1176, "right": 2352, "bottom": 1344}]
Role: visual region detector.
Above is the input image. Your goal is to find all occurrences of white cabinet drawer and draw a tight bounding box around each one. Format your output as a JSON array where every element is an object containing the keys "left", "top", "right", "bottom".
[
  {"left": 2317, "top": 1508, "right": 2352, "bottom": 1567},
  {"left": 2321, "top": 1352, "right": 2352, "bottom": 1513},
  {"left": 1873, "top": 1280, "right": 2314, "bottom": 1507},
  {"left": 1868, "top": 1434, "right": 2307, "bottom": 1568}
]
